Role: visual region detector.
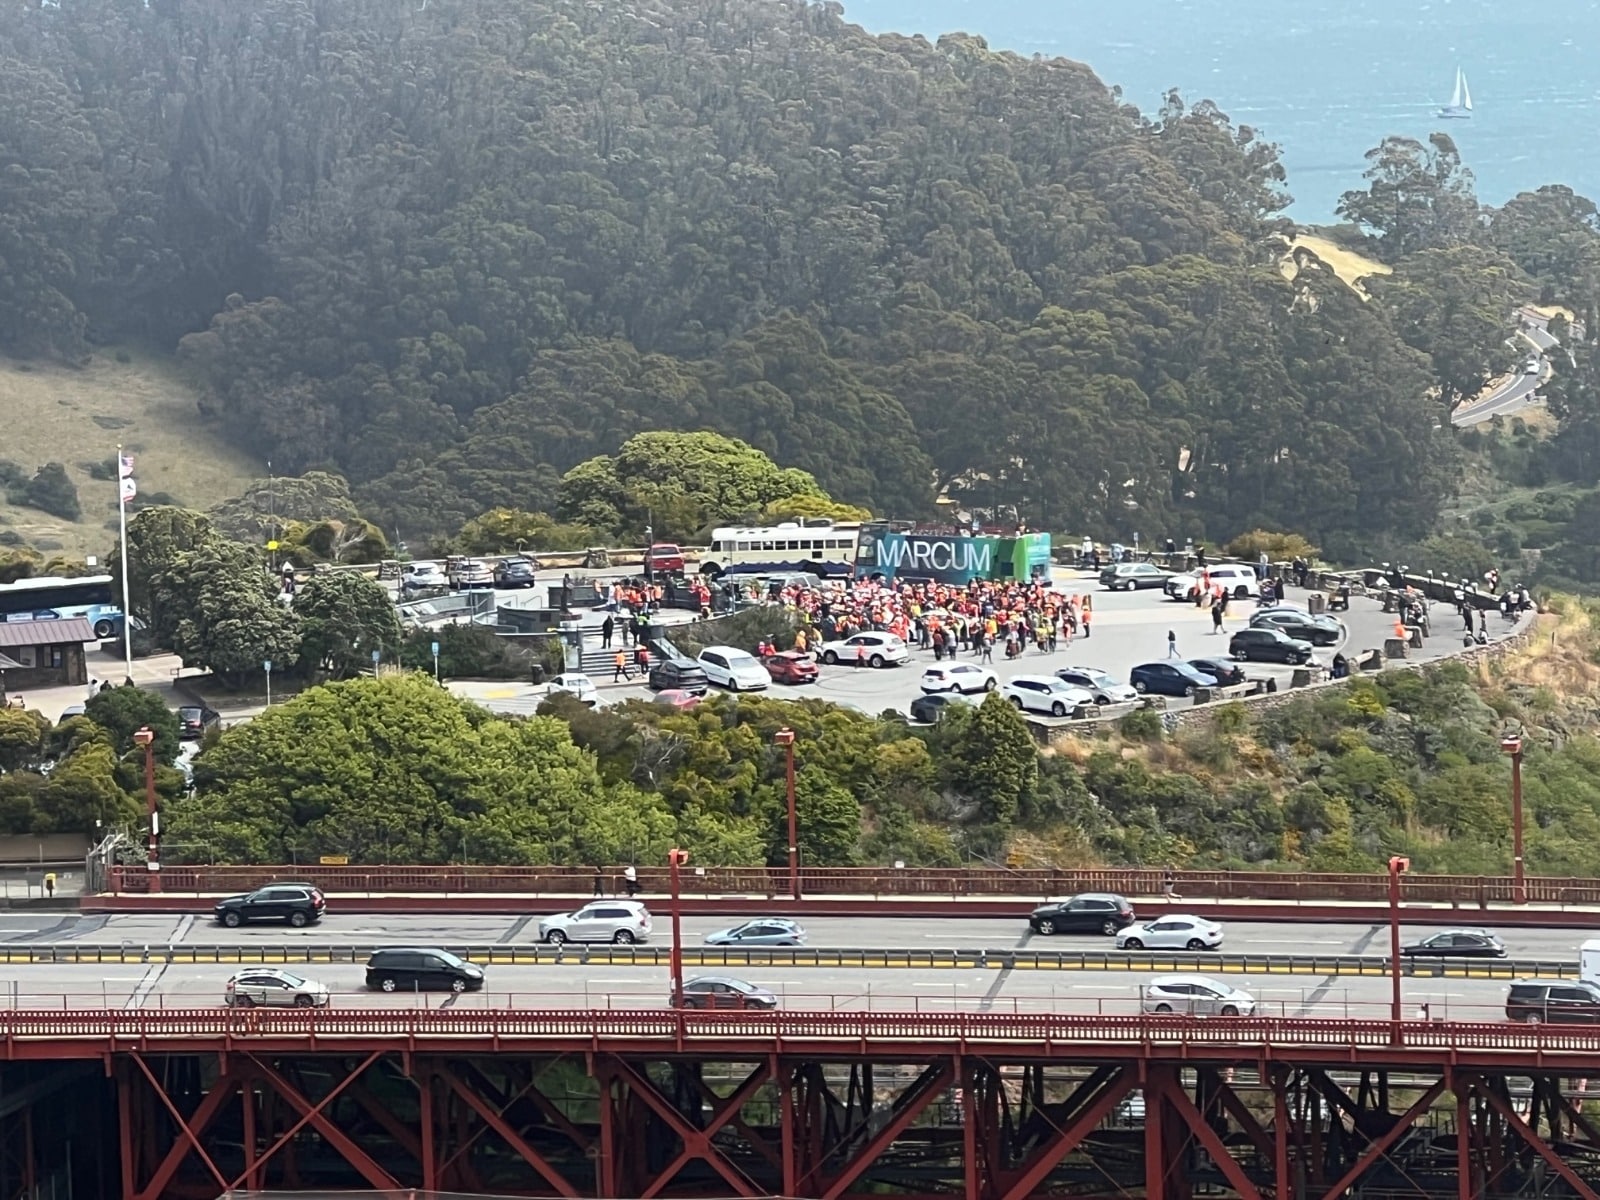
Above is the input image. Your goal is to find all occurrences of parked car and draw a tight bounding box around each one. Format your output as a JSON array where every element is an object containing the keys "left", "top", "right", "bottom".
[
  {"left": 818, "top": 632, "right": 909, "bottom": 668},
  {"left": 1002, "top": 675, "right": 1096, "bottom": 718},
  {"left": 1141, "top": 975, "right": 1257, "bottom": 1017},
  {"left": 1228, "top": 627, "right": 1314, "bottom": 665},
  {"left": 1185, "top": 658, "right": 1247, "bottom": 687},
  {"left": 1402, "top": 930, "right": 1507, "bottom": 958},
  {"left": 58, "top": 704, "right": 86, "bottom": 720},
  {"left": 908, "top": 692, "right": 976, "bottom": 724},
  {"left": 1116, "top": 916, "right": 1224, "bottom": 952},
  {"left": 364, "top": 948, "right": 485, "bottom": 993},
  {"left": 653, "top": 688, "right": 702, "bottom": 709},
  {"left": 704, "top": 919, "right": 808, "bottom": 946},
  {"left": 224, "top": 968, "right": 330, "bottom": 1009},
  {"left": 648, "top": 658, "right": 709, "bottom": 694},
  {"left": 1099, "top": 562, "right": 1172, "bottom": 591},
  {"left": 1054, "top": 666, "right": 1138, "bottom": 705},
  {"left": 177, "top": 705, "right": 222, "bottom": 739},
  {"left": 671, "top": 976, "right": 778, "bottom": 1010},
  {"left": 1029, "top": 893, "right": 1136, "bottom": 936},
  {"left": 1505, "top": 979, "right": 1600, "bottom": 1024},
  {"left": 493, "top": 557, "right": 539, "bottom": 588},
  {"left": 545, "top": 672, "right": 599, "bottom": 706},
  {"left": 1130, "top": 661, "right": 1217, "bottom": 698},
  {"left": 697, "top": 646, "right": 771, "bottom": 691},
  {"left": 214, "top": 884, "right": 326, "bottom": 928},
  {"left": 1166, "top": 565, "right": 1261, "bottom": 601},
  {"left": 401, "top": 562, "right": 449, "bottom": 593},
  {"left": 644, "top": 543, "right": 686, "bottom": 576},
  {"left": 763, "top": 650, "right": 819, "bottom": 685},
  {"left": 920, "top": 663, "right": 999, "bottom": 695},
  {"left": 451, "top": 559, "right": 495, "bottom": 589},
  {"left": 539, "top": 900, "right": 653, "bottom": 945},
  {"left": 1248, "top": 609, "right": 1342, "bottom": 646}
]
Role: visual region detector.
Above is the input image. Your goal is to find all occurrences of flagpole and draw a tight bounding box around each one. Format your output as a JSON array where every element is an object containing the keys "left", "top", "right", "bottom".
[{"left": 117, "top": 444, "right": 134, "bottom": 683}]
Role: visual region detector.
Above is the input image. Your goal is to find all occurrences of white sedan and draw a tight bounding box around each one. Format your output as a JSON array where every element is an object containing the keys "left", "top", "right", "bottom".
[
  {"left": 1115, "top": 915, "right": 1223, "bottom": 951},
  {"left": 818, "top": 632, "right": 909, "bottom": 668},
  {"left": 920, "top": 663, "right": 998, "bottom": 694},
  {"left": 546, "top": 673, "right": 599, "bottom": 706}
]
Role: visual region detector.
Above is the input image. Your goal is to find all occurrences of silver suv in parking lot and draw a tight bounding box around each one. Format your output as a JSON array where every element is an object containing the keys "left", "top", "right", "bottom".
[{"left": 539, "top": 900, "right": 653, "bottom": 945}]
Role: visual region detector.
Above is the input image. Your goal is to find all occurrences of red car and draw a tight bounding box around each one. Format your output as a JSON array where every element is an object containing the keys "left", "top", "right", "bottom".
[
  {"left": 763, "top": 651, "right": 819, "bottom": 685},
  {"left": 644, "top": 543, "right": 686, "bottom": 576},
  {"left": 653, "top": 689, "right": 701, "bottom": 709}
]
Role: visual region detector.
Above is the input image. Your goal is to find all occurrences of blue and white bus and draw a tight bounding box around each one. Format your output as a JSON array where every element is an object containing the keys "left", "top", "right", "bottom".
[{"left": 0, "top": 575, "right": 124, "bottom": 640}]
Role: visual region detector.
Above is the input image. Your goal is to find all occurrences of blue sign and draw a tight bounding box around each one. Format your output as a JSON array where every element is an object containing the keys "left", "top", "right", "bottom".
[{"left": 431, "top": 641, "right": 440, "bottom": 656}]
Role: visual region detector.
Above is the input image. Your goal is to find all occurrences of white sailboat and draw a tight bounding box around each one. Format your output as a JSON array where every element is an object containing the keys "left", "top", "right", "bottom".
[{"left": 1439, "top": 66, "right": 1473, "bottom": 119}]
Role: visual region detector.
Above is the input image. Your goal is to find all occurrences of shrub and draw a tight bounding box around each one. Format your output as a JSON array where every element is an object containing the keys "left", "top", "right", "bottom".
[{"left": 1119, "top": 706, "right": 1163, "bottom": 741}]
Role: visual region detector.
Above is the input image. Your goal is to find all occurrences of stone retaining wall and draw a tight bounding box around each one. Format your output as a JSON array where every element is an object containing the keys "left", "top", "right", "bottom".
[{"left": 1028, "top": 614, "right": 1539, "bottom": 747}]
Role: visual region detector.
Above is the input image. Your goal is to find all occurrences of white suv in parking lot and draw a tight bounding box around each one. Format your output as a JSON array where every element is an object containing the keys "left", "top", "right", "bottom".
[
  {"left": 920, "top": 663, "right": 998, "bottom": 694},
  {"left": 696, "top": 646, "right": 770, "bottom": 691},
  {"left": 1001, "top": 675, "right": 1096, "bottom": 717},
  {"left": 818, "top": 631, "right": 909, "bottom": 667},
  {"left": 1165, "top": 564, "right": 1261, "bottom": 601}
]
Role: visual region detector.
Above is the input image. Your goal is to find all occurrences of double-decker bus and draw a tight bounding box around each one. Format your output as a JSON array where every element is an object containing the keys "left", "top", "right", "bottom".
[
  {"left": 699, "top": 521, "right": 864, "bottom": 579},
  {"left": 0, "top": 575, "right": 124, "bottom": 640}
]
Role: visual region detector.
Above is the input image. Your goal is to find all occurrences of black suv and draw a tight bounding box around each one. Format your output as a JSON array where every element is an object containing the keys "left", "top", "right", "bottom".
[
  {"left": 1229, "top": 628, "right": 1313, "bottom": 665},
  {"left": 649, "top": 658, "right": 709, "bottom": 694},
  {"left": 177, "top": 705, "right": 222, "bottom": 739},
  {"left": 213, "top": 884, "right": 326, "bottom": 928},
  {"left": 493, "top": 557, "right": 539, "bottom": 588},
  {"left": 1028, "top": 893, "right": 1136, "bottom": 936},
  {"left": 1505, "top": 979, "right": 1600, "bottom": 1024},
  {"left": 365, "top": 948, "right": 485, "bottom": 993}
]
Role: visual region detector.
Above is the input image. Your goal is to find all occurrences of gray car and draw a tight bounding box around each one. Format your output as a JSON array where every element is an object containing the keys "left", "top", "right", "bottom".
[
  {"left": 672, "top": 976, "right": 779, "bottom": 1010},
  {"left": 704, "top": 919, "right": 808, "bottom": 947}
]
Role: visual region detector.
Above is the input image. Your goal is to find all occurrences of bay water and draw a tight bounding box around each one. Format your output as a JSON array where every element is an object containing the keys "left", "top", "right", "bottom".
[{"left": 838, "top": 0, "right": 1600, "bottom": 221}]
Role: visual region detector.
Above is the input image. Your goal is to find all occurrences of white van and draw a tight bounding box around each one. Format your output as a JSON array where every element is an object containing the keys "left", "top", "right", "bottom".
[
  {"left": 697, "top": 646, "right": 770, "bottom": 692},
  {"left": 1165, "top": 564, "right": 1261, "bottom": 602}
]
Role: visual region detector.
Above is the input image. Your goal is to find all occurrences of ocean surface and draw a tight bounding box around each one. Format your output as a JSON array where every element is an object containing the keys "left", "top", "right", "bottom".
[{"left": 836, "top": 0, "right": 1600, "bottom": 222}]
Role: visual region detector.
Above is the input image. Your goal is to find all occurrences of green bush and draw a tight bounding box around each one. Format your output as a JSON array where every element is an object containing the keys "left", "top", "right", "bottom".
[{"left": 1118, "top": 706, "right": 1163, "bottom": 741}]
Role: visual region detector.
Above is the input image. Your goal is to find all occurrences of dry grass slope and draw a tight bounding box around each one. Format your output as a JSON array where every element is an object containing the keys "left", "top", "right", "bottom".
[
  {"left": 1280, "top": 233, "right": 1391, "bottom": 299},
  {"left": 0, "top": 349, "right": 257, "bottom": 560}
]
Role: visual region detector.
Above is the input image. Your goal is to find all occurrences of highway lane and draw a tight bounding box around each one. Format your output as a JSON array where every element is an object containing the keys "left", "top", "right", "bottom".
[
  {"left": 9, "top": 913, "right": 1594, "bottom": 961},
  {"left": 0, "top": 961, "right": 1530, "bottom": 1021}
]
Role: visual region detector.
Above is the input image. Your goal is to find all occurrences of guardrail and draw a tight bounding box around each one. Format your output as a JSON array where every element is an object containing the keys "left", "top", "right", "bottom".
[
  {"left": 105, "top": 863, "right": 1600, "bottom": 905},
  {"left": 0, "top": 942, "right": 1573, "bottom": 979},
  {"left": 6, "top": 1008, "right": 1600, "bottom": 1058}
]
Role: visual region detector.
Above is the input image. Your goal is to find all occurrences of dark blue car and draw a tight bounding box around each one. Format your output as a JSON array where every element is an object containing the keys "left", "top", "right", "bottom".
[{"left": 1130, "top": 661, "right": 1218, "bottom": 698}]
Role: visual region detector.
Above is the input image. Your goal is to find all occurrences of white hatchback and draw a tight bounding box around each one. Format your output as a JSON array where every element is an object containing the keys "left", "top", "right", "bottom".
[
  {"left": 920, "top": 663, "right": 998, "bottom": 695},
  {"left": 697, "top": 646, "right": 770, "bottom": 691},
  {"left": 1001, "top": 675, "right": 1096, "bottom": 717},
  {"left": 546, "top": 673, "right": 599, "bottom": 706},
  {"left": 1116, "top": 915, "right": 1224, "bottom": 952}
]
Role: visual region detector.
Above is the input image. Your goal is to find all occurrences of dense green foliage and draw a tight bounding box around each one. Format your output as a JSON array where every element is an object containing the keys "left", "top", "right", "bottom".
[{"left": 1, "top": 0, "right": 1509, "bottom": 557}]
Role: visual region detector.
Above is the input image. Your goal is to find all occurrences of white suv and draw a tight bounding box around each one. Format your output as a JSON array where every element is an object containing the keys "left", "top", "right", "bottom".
[
  {"left": 1001, "top": 675, "right": 1096, "bottom": 717},
  {"left": 920, "top": 663, "right": 998, "bottom": 694},
  {"left": 1165, "top": 564, "right": 1261, "bottom": 601},
  {"left": 818, "top": 632, "right": 909, "bottom": 667},
  {"left": 696, "top": 646, "right": 770, "bottom": 691},
  {"left": 539, "top": 900, "right": 653, "bottom": 945}
]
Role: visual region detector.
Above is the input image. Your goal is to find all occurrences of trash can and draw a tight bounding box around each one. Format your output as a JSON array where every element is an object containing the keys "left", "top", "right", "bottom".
[{"left": 1307, "top": 593, "right": 1326, "bottom": 615}]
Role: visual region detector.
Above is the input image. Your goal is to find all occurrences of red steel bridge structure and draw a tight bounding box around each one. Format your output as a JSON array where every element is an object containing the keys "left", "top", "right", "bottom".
[{"left": 6, "top": 1008, "right": 1600, "bottom": 1200}]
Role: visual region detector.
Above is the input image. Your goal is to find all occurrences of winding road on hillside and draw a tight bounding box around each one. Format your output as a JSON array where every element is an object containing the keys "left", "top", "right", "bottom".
[{"left": 1451, "top": 308, "right": 1570, "bottom": 427}]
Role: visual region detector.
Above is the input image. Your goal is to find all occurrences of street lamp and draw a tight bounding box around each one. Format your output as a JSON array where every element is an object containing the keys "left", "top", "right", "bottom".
[
  {"left": 667, "top": 848, "right": 689, "bottom": 1007},
  {"left": 1387, "top": 855, "right": 1409, "bottom": 1028},
  {"left": 1501, "top": 733, "right": 1526, "bottom": 904},
  {"left": 773, "top": 728, "right": 799, "bottom": 900},
  {"left": 133, "top": 727, "right": 161, "bottom": 894}
]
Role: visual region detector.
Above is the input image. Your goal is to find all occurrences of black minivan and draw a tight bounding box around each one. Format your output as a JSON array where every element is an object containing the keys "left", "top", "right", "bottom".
[
  {"left": 365, "top": 948, "right": 485, "bottom": 993},
  {"left": 648, "top": 657, "right": 709, "bottom": 695}
]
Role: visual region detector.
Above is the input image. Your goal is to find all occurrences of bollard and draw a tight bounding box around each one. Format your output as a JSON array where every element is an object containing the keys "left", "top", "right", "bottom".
[{"left": 1383, "top": 638, "right": 1408, "bottom": 660}]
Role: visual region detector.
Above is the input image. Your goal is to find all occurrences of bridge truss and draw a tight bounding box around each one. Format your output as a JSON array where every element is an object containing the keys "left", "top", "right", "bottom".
[{"left": 6, "top": 1010, "right": 1600, "bottom": 1199}]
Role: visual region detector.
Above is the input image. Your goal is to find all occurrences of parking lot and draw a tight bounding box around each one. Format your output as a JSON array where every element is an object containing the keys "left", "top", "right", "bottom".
[{"left": 460, "top": 567, "right": 1500, "bottom": 724}]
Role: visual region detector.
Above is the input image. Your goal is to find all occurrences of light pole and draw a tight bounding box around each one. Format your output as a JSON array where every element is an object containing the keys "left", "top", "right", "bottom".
[
  {"left": 1502, "top": 733, "right": 1526, "bottom": 903},
  {"left": 133, "top": 727, "right": 161, "bottom": 894},
  {"left": 774, "top": 728, "right": 799, "bottom": 900},
  {"left": 668, "top": 848, "right": 689, "bottom": 1006},
  {"left": 1387, "top": 855, "right": 1409, "bottom": 1029}
]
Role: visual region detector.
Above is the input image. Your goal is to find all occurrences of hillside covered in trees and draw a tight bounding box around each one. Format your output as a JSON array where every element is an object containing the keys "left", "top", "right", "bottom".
[{"left": 4, "top": 0, "right": 1600, "bottom": 559}]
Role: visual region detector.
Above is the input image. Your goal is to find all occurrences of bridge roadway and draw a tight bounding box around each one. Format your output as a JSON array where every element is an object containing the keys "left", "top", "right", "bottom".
[{"left": 10, "top": 911, "right": 1594, "bottom": 959}]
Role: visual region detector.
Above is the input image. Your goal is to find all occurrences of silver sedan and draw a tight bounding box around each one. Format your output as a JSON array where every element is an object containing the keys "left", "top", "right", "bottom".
[
  {"left": 224, "top": 969, "right": 330, "bottom": 1009},
  {"left": 1140, "top": 975, "right": 1256, "bottom": 1017},
  {"left": 1116, "top": 915, "right": 1224, "bottom": 951},
  {"left": 703, "top": 919, "right": 808, "bottom": 946}
]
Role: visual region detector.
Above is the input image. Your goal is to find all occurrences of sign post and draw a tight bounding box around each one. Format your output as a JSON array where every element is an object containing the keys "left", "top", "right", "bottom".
[
  {"left": 371, "top": 648, "right": 381, "bottom": 676},
  {"left": 263, "top": 659, "right": 272, "bottom": 707},
  {"left": 431, "top": 640, "right": 441, "bottom": 682}
]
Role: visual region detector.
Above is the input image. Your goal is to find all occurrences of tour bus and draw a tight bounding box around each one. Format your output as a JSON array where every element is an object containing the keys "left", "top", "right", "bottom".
[
  {"left": 0, "top": 575, "right": 125, "bottom": 640},
  {"left": 699, "top": 522, "right": 863, "bottom": 579}
]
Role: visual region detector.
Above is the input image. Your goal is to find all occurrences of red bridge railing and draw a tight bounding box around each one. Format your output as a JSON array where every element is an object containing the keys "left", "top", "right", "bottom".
[
  {"left": 8, "top": 1007, "right": 1600, "bottom": 1058},
  {"left": 105, "top": 864, "right": 1600, "bottom": 905}
]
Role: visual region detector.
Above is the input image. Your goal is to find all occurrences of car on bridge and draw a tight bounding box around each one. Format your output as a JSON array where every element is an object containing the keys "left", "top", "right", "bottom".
[
  {"left": 671, "top": 976, "right": 778, "bottom": 1010},
  {"left": 539, "top": 900, "right": 653, "bottom": 945},
  {"left": 704, "top": 919, "right": 808, "bottom": 947},
  {"left": 1401, "top": 929, "right": 1507, "bottom": 958},
  {"left": 213, "top": 884, "right": 326, "bottom": 928},
  {"left": 1028, "top": 893, "right": 1136, "bottom": 937},
  {"left": 364, "top": 948, "right": 485, "bottom": 994},
  {"left": 1115, "top": 915, "right": 1224, "bottom": 952},
  {"left": 1141, "top": 975, "right": 1257, "bottom": 1017},
  {"left": 224, "top": 968, "right": 331, "bottom": 1009},
  {"left": 1505, "top": 979, "right": 1600, "bottom": 1024}
]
